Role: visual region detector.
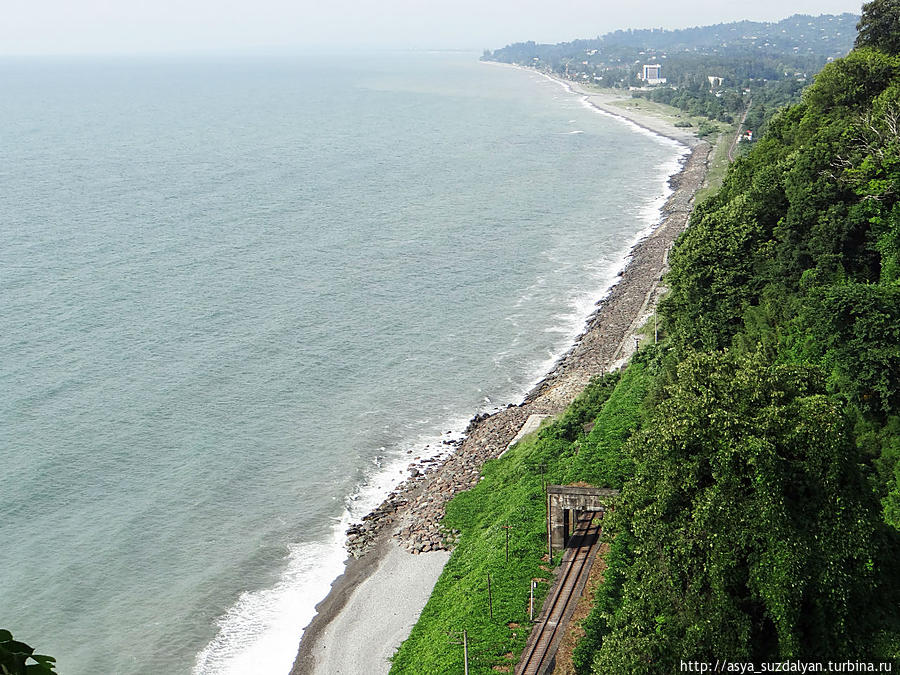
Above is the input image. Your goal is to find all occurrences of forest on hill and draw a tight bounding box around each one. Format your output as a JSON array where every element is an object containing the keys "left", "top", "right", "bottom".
[
  {"left": 485, "top": 13, "right": 859, "bottom": 139},
  {"left": 484, "top": 13, "right": 857, "bottom": 80},
  {"left": 574, "top": 3, "right": 900, "bottom": 667},
  {"left": 10, "top": 5, "right": 896, "bottom": 674},
  {"left": 394, "top": 2, "right": 900, "bottom": 672}
]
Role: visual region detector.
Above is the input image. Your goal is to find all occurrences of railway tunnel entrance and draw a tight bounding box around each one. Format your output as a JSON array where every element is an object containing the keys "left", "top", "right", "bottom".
[
  {"left": 516, "top": 485, "right": 621, "bottom": 675},
  {"left": 546, "top": 485, "right": 619, "bottom": 557}
]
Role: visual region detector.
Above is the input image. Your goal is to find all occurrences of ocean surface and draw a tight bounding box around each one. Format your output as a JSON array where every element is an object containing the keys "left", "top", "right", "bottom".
[{"left": 0, "top": 52, "right": 685, "bottom": 674}]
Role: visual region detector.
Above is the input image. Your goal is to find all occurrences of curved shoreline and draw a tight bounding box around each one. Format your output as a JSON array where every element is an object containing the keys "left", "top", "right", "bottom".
[
  {"left": 485, "top": 61, "right": 701, "bottom": 148},
  {"left": 290, "top": 115, "right": 711, "bottom": 674}
]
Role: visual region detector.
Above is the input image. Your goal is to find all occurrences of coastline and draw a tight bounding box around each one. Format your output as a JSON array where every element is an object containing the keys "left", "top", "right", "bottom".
[
  {"left": 571, "top": 81, "right": 701, "bottom": 148},
  {"left": 290, "top": 88, "right": 712, "bottom": 674},
  {"left": 485, "top": 61, "right": 701, "bottom": 148}
]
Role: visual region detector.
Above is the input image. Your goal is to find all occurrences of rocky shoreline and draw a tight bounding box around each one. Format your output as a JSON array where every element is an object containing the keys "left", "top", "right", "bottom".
[
  {"left": 343, "top": 141, "right": 710, "bottom": 560},
  {"left": 291, "top": 139, "right": 711, "bottom": 675}
]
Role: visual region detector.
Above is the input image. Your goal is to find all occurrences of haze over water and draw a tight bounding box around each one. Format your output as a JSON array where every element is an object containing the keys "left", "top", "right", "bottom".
[{"left": 0, "top": 52, "right": 683, "bottom": 674}]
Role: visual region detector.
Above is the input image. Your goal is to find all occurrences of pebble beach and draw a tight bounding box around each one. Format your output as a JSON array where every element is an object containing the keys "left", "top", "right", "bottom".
[{"left": 290, "top": 87, "right": 713, "bottom": 674}]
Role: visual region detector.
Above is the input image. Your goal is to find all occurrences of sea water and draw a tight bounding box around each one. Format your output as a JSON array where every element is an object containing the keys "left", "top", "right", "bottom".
[{"left": 0, "top": 51, "right": 685, "bottom": 674}]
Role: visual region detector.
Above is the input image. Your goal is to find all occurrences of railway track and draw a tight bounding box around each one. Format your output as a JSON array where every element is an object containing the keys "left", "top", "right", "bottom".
[
  {"left": 728, "top": 99, "right": 752, "bottom": 163},
  {"left": 515, "top": 511, "right": 604, "bottom": 675}
]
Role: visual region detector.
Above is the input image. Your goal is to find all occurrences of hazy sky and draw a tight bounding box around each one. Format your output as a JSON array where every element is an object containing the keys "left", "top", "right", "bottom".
[{"left": 2, "top": 0, "right": 865, "bottom": 56}]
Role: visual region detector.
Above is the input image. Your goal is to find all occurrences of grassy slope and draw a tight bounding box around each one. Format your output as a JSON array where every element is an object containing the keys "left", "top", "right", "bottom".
[
  {"left": 693, "top": 129, "right": 733, "bottom": 203},
  {"left": 607, "top": 96, "right": 729, "bottom": 134},
  {"left": 390, "top": 361, "right": 652, "bottom": 673},
  {"left": 579, "top": 86, "right": 736, "bottom": 205}
]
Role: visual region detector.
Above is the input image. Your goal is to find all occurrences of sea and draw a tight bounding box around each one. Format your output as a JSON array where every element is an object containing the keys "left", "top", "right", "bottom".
[{"left": 0, "top": 51, "right": 686, "bottom": 674}]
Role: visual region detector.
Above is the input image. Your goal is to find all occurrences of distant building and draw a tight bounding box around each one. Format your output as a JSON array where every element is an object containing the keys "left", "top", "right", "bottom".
[
  {"left": 640, "top": 64, "right": 667, "bottom": 85},
  {"left": 708, "top": 75, "right": 724, "bottom": 88}
]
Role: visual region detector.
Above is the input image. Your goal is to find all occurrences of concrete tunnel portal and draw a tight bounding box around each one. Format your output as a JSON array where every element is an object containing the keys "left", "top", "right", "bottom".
[{"left": 546, "top": 485, "right": 620, "bottom": 557}]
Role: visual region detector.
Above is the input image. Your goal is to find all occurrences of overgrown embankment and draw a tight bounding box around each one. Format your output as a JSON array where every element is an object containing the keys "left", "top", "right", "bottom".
[
  {"left": 394, "top": 7, "right": 900, "bottom": 672},
  {"left": 390, "top": 361, "right": 653, "bottom": 673},
  {"left": 576, "top": 27, "right": 900, "bottom": 675}
]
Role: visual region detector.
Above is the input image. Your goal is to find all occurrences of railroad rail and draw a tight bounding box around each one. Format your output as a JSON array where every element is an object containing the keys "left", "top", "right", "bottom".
[
  {"left": 728, "top": 99, "right": 753, "bottom": 163},
  {"left": 515, "top": 511, "right": 604, "bottom": 675}
]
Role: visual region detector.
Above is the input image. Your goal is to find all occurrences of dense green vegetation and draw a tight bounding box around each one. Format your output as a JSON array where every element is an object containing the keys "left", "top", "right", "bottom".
[
  {"left": 390, "top": 363, "right": 651, "bottom": 672},
  {"left": 856, "top": 0, "right": 900, "bottom": 54},
  {"left": 398, "top": 3, "right": 900, "bottom": 672},
  {"left": 577, "top": 353, "right": 891, "bottom": 671},
  {"left": 577, "top": 2, "right": 900, "bottom": 670},
  {"left": 0, "top": 631, "right": 56, "bottom": 675},
  {"left": 485, "top": 14, "right": 857, "bottom": 79},
  {"left": 484, "top": 14, "right": 858, "bottom": 142}
]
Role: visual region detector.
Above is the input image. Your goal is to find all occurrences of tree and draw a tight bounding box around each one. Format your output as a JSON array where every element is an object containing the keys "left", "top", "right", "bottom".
[
  {"left": 856, "top": 0, "right": 900, "bottom": 55},
  {"left": 587, "top": 353, "right": 883, "bottom": 673},
  {"left": 0, "top": 631, "right": 57, "bottom": 675}
]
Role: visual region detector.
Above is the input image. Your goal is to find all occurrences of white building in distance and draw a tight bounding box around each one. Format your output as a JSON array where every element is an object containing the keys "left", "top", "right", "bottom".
[{"left": 640, "top": 64, "right": 667, "bottom": 85}]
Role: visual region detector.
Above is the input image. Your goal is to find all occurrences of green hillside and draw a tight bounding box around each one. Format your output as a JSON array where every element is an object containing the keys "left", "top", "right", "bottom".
[
  {"left": 485, "top": 13, "right": 859, "bottom": 142},
  {"left": 395, "top": 2, "right": 900, "bottom": 672}
]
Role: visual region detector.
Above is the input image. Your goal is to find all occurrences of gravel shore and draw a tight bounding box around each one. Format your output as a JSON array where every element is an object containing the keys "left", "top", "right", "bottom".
[{"left": 290, "top": 115, "right": 712, "bottom": 675}]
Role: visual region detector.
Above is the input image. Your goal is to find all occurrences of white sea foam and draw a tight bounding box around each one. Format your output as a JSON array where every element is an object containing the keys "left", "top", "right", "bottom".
[
  {"left": 195, "top": 63, "right": 691, "bottom": 675},
  {"left": 192, "top": 538, "right": 346, "bottom": 675},
  {"left": 526, "top": 65, "right": 688, "bottom": 153},
  {"left": 191, "top": 416, "right": 469, "bottom": 675},
  {"left": 578, "top": 96, "right": 686, "bottom": 152},
  {"left": 506, "top": 85, "right": 689, "bottom": 397}
]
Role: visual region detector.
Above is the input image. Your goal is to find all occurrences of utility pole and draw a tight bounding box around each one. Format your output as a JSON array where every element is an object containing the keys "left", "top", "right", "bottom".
[
  {"left": 463, "top": 631, "right": 468, "bottom": 675},
  {"left": 530, "top": 580, "right": 537, "bottom": 621},
  {"left": 530, "top": 463, "right": 547, "bottom": 490},
  {"left": 449, "top": 630, "right": 469, "bottom": 675}
]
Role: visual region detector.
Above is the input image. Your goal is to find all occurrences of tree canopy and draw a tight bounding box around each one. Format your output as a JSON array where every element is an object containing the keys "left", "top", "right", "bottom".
[
  {"left": 856, "top": 0, "right": 900, "bottom": 55},
  {"left": 588, "top": 353, "right": 883, "bottom": 672},
  {"left": 0, "top": 631, "right": 57, "bottom": 675},
  {"left": 397, "top": 3, "right": 900, "bottom": 670},
  {"left": 574, "top": 5, "right": 900, "bottom": 671}
]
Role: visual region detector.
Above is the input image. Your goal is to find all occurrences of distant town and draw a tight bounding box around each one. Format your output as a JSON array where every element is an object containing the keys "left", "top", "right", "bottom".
[{"left": 483, "top": 13, "right": 859, "bottom": 142}]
